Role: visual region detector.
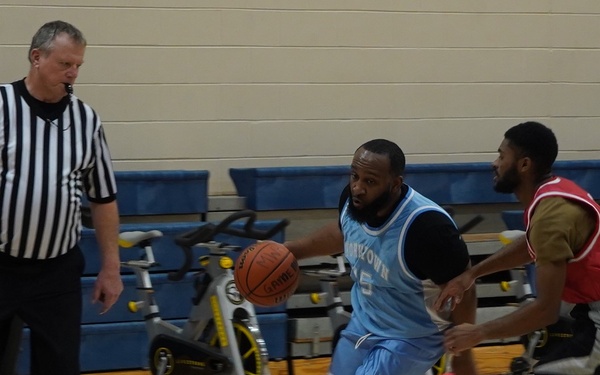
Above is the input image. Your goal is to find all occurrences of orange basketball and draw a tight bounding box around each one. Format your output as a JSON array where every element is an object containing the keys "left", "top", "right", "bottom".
[{"left": 234, "top": 241, "right": 300, "bottom": 307}]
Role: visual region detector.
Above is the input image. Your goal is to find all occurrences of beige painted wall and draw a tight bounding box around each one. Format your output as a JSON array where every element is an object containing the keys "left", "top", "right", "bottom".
[{"left": 1, "top": 1, "right": 599, "bottom": 195}]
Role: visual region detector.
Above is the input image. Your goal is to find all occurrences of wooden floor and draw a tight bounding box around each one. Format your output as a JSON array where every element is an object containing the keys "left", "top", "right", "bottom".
[{"left": 86, "top": 344, "right": 524, "bottom": 375}]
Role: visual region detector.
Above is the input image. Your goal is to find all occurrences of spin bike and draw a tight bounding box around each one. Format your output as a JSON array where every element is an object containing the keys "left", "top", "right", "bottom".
[
  {"left": 304, "top": 254, "right": 351, "bottom": 352},
  {"left": 119, "top": 210, "right": 288, "bottom": 375}
]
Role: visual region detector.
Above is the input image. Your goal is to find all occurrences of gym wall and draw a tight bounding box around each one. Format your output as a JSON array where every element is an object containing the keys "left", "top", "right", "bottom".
[{"left": 1, "top": 1, "right": 599, "bottom": 195}]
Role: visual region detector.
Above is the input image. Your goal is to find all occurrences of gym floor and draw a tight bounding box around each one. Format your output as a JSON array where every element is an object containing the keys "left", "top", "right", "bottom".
[{"left": 86, "top": 343, "right": 525, "bottom": 375}]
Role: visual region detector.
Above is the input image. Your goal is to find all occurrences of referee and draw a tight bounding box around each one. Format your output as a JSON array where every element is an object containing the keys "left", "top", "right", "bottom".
[{"left": 0, "top": 21, "right": 123, "bottom": 375}]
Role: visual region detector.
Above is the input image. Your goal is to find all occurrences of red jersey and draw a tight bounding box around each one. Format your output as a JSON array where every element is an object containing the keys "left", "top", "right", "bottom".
[{"left": 524, "top": 177, "right": 600, "bottom": 303}]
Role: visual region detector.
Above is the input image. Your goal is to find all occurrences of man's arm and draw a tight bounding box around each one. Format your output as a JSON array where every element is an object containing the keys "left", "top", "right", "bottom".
[
  {"left": 469, "top": 234, "right": 533, "bottom": 281},
  {"left": 284, "top": 221, "right": 344, "bottom": 260},
  {"left": 435, "top": 234, "right": 532, "bottom": 310},
  {"left": 431, "top": 227, "right": 478, "bottom": 374},
  {"left": 448, "top": 275, "right": 478, "bottom": 375},
  {"left": 444, "top": 259, "right": 566, "bottom": 354},
  {"left": 89, "top": 200, "right": 123, "bottom": 314},
  {"left": 403, "top": 211, "right": 479, "bottom": 373}
]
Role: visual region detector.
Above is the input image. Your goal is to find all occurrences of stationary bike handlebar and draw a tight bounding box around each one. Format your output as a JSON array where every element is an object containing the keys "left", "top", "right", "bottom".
[
  {"left": 168, "top": 210, "right": 289, "bottom": 281},
  {"left": 457, "top": 214, "right": 484, "bottom": 235}
]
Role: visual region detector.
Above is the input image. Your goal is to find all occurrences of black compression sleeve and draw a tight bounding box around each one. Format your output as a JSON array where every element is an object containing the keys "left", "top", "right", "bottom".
[{"left": 404, "top": 210, "right": 470, "bottom": 285}]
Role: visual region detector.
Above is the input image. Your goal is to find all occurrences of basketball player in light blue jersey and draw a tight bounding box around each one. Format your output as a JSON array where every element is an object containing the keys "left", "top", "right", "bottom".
[{"left": 284, "top": 139, "right": 478, "bottom": 375}]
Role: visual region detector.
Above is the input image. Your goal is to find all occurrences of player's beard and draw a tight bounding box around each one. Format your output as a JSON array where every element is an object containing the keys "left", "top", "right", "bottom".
[
  {"left": 494, "top": 164, "right": 520, "bottom": 194},
  {"left": 347, "top": 189, "right": 393, "bottom": 224}
]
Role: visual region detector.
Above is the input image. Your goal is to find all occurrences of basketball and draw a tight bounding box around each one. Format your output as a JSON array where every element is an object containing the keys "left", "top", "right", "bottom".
[{"left": 234, "top": 241, "right": 300, "bottom": 307}]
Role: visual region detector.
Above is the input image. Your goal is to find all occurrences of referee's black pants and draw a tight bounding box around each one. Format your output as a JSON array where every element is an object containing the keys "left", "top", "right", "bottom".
[{"left": 0, "top": 247, "right": 84, "bottom": 375}]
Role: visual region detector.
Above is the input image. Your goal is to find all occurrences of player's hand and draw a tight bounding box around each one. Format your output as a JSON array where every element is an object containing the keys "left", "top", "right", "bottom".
[
  {"left": 93, "top": 268, "right": 124, "bottom": 314},
  {"left": 444, "top": 323, "right": 485, "bottom": 355},
  {"left": 434, "top": 269, "right": 476, "bottom": 311}
]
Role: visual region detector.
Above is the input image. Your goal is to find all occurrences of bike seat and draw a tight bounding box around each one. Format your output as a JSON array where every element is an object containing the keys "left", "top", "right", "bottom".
[{"left": 119, "top": 230, "right": 163, "bottom": 248}]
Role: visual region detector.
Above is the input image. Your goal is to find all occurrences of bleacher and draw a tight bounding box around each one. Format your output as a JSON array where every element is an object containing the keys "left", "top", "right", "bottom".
[{"left": 230, "top": 160, "right": 600, "bottom": 211}]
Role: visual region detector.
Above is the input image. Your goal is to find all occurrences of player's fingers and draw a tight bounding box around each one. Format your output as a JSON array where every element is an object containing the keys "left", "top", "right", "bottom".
[
  {"left": 440, "top": 298, "right": 455, "bottom": 311},
  {"left": 91, "top": 284, "right": 102, "bottom": 304},
  {"left": 101, "top": 294, "right": 117, "bottom": 314},
  {"left": 434, "top": 291, "right": 450, "bottom": 310},
  {"left": 453, "top": 293, "right": 463, "bottom": 306},
  {"left": 444, "top": 330, "right": 457, "bottom": 352}
]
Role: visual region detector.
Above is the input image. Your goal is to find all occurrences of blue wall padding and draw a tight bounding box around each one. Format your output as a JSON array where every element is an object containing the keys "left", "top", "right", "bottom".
[
  {"left": 403, "top": 163, "right": 514, "bottom": 205},
  {"left": 81, "top": 273, "right": 198, "bottom": 324},
  {"left": 230, "top": 160, "right": 600, "bottom": 210},
  {"left": 552, "top": 160, "right": 600, "bottom": 198},
  {"left": 256, "top": 312, "right": 289, "bottom": 359},
  {"left": 230, "top": 166, "right": 350, "bottom": 210},
  {"left": 79, "top": 220, "right": 285, "bottom": 275},
  {"left": 80, "top": 272, "right": 285, "bottom": 325},
  {"left": 501, "top": 210, "right": 526, "bottom": 231},
  {"left": 18, "top": 314, "right": 288, "bottom": 373},
  {"left": 18, "top": 321, "right": 184, "bottom": 373},
  {"left": 229, "top": 163, "right": 505, "bottom": 210},
  {"left": 113, "top": 170, "right": 209, "bottom": 216}
]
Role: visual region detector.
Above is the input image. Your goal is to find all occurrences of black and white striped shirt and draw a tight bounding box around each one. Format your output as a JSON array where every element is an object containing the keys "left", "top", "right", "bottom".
[{"left": 0, "top": 80, "right": 117, "bottom": 259}]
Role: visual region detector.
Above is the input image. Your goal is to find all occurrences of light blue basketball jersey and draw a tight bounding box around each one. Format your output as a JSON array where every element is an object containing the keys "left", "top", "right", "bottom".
[{"left": 341, "top": 186, "right": 453, "bottom": 339}]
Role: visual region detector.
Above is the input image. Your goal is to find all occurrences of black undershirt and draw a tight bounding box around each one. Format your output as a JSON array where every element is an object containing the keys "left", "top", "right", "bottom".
[
  {"left": 338, "top": 185, "right": 469, "bottom": 285},
  {"left": 13, "top": 79, "right": 70, "bottom": 122}
]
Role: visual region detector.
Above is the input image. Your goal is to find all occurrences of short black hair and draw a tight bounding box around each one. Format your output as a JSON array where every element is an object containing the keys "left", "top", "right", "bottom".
[
  {"left": 504, "top": 121, "right": 558, "bottom": 176},
  {"left": 358, "top": 139, "right": 406, "bottom": 176}
]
